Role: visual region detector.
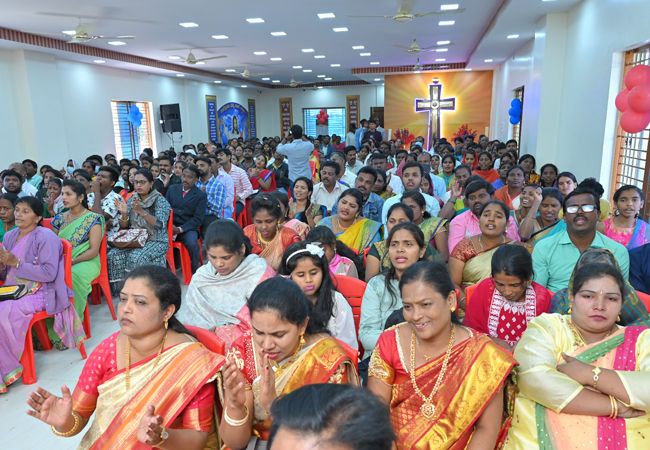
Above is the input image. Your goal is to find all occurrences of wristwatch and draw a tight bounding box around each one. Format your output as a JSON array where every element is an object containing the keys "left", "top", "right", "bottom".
[{"left": 156, "top": 427, "right": 169, "bottom": 447}]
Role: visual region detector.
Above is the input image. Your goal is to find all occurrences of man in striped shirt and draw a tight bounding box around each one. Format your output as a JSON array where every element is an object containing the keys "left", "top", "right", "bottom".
[
  {"left": 216, "top": 148, "right": 253, "bottom": 219},
  {"left": 195, "top": 157, "right": 227, "bottom": 238}
]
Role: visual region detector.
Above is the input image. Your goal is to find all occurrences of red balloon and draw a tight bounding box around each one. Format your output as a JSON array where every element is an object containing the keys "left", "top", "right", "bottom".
[
  {"left": 320, "top": 109, "right": 326, "bottom": 114},
  {"left": 625, "top": 65, "right": 650, "bottom": 90},
  {"left": 319, "top": 117, "right": 326, "bottom": 124},
  {"left": 615, "top": 89, "right": 630, "bottom": 112},
  {"left": 620, "top": 109, "right": 650, "bottom": 134},
  {"left": 324, "top": 114, "right": 329, "bottom": 120},
  {"left": 628, "top": 83, "right": 650, "bottom": 113}
]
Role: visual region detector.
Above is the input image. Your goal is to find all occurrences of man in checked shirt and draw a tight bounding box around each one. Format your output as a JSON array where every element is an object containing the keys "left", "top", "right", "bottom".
[{"left": 195, "top": 157, "right": 227, "bottom": 239}]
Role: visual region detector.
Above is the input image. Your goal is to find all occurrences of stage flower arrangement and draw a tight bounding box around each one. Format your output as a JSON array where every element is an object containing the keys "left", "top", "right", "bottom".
[
  {"left": 392, "top": 128, "right": 415, "bottom": 148},
  {"left": 453, "top": 124, "right": 477, "bottom": 141}
]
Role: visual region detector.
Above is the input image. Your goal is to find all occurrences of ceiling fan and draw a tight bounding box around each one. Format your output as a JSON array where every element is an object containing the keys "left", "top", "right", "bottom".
[
  {"left": 22, "top": 20, "right": 135, "bottom": 43},
  {"left": 226, "top": 66, "right": 272, "bottom": 78},
  {"left": 412, "top": 58, "right": 427, "bottom": 71},
  {"left": 396, "top": 39, "right": 454, "bottom": 54},
  {"left": 172, "top": 50, "right": 227, "bottom": 64},
  {"left": 289, "top": 76, "right": 304, "bottom": 88},
  {"left": 348, "top": 0, "right": 465, "bottom": 23}
]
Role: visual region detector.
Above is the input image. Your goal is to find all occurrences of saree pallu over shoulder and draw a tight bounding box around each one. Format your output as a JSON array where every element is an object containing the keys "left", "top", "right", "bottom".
[
  {"left": 389, "top": 332, "right": 516, "bottom": 450},
  {"left": 78, "top": 343, "right": 224, "bottom": 450},
  {"left": 337, "top": 218, "right": 383, "bottom": 253},
  {"left": 52, "top": 212, "right": 104, "bottom": 247}
]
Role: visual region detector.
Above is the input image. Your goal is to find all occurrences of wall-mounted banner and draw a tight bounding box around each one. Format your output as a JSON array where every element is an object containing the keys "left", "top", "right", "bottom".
[
  {"left": 279, "top": 98, "right": 293, "bottom": 136},
  {"left": 205, "top": 95, "right": 218, "bottom": 143},
  {"left": 346, "top": 95, "right": 360, "bottom": 130},
  {"left": 248, "top": 99, "right": 257, "bottom": 139},
  {"left": 218, "top": 102, "right": 249, "bottom": 145}
]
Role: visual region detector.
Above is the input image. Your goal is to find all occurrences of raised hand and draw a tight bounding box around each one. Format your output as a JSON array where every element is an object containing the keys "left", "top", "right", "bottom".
[
  {"left": 26, "top": 385, "right": 73, "bottom": 429},
  {"left": 113, "top": 196, "right": 128, "bottom": 216},
  {"left": 132, "top": 197, "right": 144, "bottom": 215},
  {"left": 137, "top": 405, "right": 164, "bottom": 446},
  {"left": 258, "top": 353, "right": 277, "bottom": 413},
  {"left": 450, "top": 180, "right": 462, "bottom": 200},
  {"left": 288, "top": 198, "right": 298, "bottom": 219},
  {"left": 222, "top": 355, "right": 247, "bottom": 409}
]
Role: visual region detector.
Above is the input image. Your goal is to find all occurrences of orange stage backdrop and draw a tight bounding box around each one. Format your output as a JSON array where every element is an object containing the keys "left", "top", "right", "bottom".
[{"left": 384, "top": 71, "right": 493, "bottom": 149}]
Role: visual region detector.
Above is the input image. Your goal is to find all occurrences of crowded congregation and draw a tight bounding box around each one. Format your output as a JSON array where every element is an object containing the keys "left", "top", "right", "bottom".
[{"left": 2, "top": 1, "right": 650, "bottom": 449}]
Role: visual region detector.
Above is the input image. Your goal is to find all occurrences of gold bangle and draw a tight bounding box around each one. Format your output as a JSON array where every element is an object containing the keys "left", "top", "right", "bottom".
[
  {"left": 224, "top": 406, "right": 249, "bottom": 427},
  {"left": 611, "top": 396, "right": 619, "bottom": 419},
  {"left": 608, "top": 395, "right": 616, "bottom": 419},
  {"left": 51, "top": 411, "right": 81, "bottom": 437}
]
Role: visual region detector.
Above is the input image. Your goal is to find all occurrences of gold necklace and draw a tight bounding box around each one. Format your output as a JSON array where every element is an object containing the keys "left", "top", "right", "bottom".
[
  {"left": 567, "top": 319, "right": 613, "bottom": 347},
  {"left": 273, "top": 336, "right": 305, "bottom": 377},
  {"left": 336, "top": 216, "right": 356, "bottom": 231},
  {"left": 478, "top": 234, "right": 504, "bottom": 252},
  {"left": 125, "top": 331, "right": 168, "bottom": 390},
  {"left": 415, "top": 336, "right": 433, "bottom": 362},
  {"left": 257, "top": 226, "right": 279, "bottom": 246},
  {"left": 409, "top": 324, "right": 456, "bottom": 422}
]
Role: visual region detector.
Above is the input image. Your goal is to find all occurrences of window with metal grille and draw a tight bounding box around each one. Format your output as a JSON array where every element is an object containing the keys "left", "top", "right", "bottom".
[
  {"left": 610, "top": 46, "right": 650, "bottom": 220},
  {"left": 111, "top": 101, "right": 155, "bottom": 160},
  {"left": 303, "top": 108, "right": 346, "bottom": 138},
  {"left": 511, "top": 87, "right": 524, "bottom": 151}
]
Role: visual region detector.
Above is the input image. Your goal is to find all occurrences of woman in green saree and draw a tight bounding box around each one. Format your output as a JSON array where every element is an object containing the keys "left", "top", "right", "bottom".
[{"left": 50, "top": 180, "right": 104, "bottom": 348}]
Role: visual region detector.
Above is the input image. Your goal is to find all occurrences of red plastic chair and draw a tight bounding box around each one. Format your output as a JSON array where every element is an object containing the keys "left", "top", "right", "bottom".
[
  {"left": 166, "top": 210, "right": 175, "bottom": 274},
  {"left": 637, "top": 290, "right": 650, "bottom": 311},
  {"left": 331, "top": 274, "right": 367, "bottom": 354},
  {"left": 20, "top": 238, "right": 88, "bottom": 385},
  {"left": 185, "top": 325, "right": 226, "bottom": 355},
  {"left": 362, "top": 247, "right": 370, "bottom": 266},
  {"left": 90, "top": 232, "right": 117, "bottom": 322},
  {"left": 167, "top": 209, "right": 204, "bottom": 285},
  {"left": 465, "top": 284, "right": 477, "bottom": 308},
  {"left": 42, "top": 218, "right": 52, "bottom": 228}
]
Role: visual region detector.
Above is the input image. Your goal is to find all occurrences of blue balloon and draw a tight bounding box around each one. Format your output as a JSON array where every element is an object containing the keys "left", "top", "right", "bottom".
[
  {"left": 130, "top": 105, "right": 140, "bottom": 114},
  {"left": 132, "top": 119, "right": 141, "bottom": 128},
  {"left": 511, "top": 98, "right": 522, "bottom": 108},
  {"left": 509, "top": 115, "right": 520, "bottom": 125},
  {"left": 508, "top": 107, "right": 519, "bottom": 117}
]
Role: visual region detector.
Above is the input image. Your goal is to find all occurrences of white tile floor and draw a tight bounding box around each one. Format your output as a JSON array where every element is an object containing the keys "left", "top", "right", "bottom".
[{"left": 1, "top": 280, "right": 190, "bottom": 450}]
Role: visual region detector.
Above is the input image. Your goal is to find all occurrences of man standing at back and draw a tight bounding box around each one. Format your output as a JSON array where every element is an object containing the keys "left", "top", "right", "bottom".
[
  {"left": 363, "top": 120, "right": 383, "bottom": 149},
  {"left": 374, "top": 117, "right": 387, "bottom": 142},
  {"left": 355, "top": 119, "right": 368, "bottom": 150},
  {"left": 276, "top": 125, "right": 313, "bottom": 194}
]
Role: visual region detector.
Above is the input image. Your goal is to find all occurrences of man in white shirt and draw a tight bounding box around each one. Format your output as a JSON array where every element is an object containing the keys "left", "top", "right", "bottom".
[
  {"left": 88, "top": 166, "right": 121, "bottom": 239},
  {"left": 345, "top": 124, "right": 357, "bottom": 147},
  {"left": 369, "top": 153, "right": 403, "bottom": 196},
  {"left": 382, "top": 161, "right": 441, "bottom": 225},
  {"left": 344, "top": 146, "right": 365, "bottom": 174},
  {"left": 311, "top": 161, "right": 345, "bottom": 213},
  {"left": 330, "top": 152, "right": 357, "bottom": 187},
  {"left": 276, "top": 125, "right": 314, "bottom": 191},
  {"left": 5, "top": 163, "right": 37, "bottom": 197}
]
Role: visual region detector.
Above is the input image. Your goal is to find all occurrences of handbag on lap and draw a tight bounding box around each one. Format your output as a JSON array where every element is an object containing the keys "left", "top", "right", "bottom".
[{"left": 107, "top": 229, "right": 148, "bottom": 249}]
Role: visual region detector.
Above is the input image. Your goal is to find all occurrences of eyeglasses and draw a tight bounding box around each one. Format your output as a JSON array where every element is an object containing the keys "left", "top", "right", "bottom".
[
  {"left": 133, "top": 180, "right": 149, "bottom": 186},
  {"left": 566, "top": 204, "right": 596, "bottom": 214}
]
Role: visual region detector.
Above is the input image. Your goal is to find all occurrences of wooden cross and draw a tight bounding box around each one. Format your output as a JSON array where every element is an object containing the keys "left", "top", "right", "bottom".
[{"left": 415, "top": 81, "right": 456, "bottom": 150}]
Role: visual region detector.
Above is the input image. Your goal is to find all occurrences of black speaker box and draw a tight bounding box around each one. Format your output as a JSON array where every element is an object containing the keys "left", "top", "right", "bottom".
[{"left": 160, "top": 104, "right": 182, "bottom": 132}]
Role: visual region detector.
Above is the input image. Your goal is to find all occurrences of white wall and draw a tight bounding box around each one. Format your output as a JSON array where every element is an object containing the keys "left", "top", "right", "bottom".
[
  {"left": 256, "top": 85, "right": 384, "bottom": 137},
  {"left": 493, "top": 0, "right": 650, "bottom": 192},
  {"left": 0, "top": 48, "right": 261, "bottom": 169}
]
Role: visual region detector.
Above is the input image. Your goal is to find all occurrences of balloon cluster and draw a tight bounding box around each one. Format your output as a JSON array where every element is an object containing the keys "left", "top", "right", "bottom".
[
  {"left": 317, "top": 109, "right": 329, "bottom": 125},
  {"left": 615, "top": 65, "right": 650, "bottom": 134},
  {"left": 508, "top": 99, "right": 522, "bottom": 125},
  {"left": 127, "top": 105, "right": 143, "bottom": 128}
]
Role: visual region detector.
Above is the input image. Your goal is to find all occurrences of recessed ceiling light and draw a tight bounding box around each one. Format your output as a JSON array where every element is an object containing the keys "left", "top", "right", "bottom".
[
  {"left": 302, "top": 48, "right": 315, "bottom": 52},
  {"left": 318, "top": 13, "right": 336, "bottom": 19},
  {"left": 63, "top": 30, "right": 76, "bottom": 35},
  {"left": 214, "top": 80, "right": 221, "bottom": 83},
  {"left": 262, "top": 77, "right": 271, "bottom": 80},
  {"left": 94, "top": 60, "right": 105, "bottom": 63},
  {"left": 271, "top": 31, "right": 287, "bottom": 36},
  {"left": 382, "top": 83, "right": 385, "bottom": 86},
  {"left": 352, "top": 46, "right": 364, "bottom": 50},
  {"left": 270, "top": 57, "right": 282, "bottom": 61},
  {"left": 169, "top": 56, "right": 182, "bottom": 60},
  {"left": 254, "top": 51, "right": 267, "bottom": 55},
  {"left": 360, "top": 53, "right": 371, "bottom": 56},
  {"left": 314, "top": 55, "right": 326, "bottom": 59},
  {"left": 333, "top": 27, "right": 348, "bottom": 32},
  {"left": 176, "top": 74, "right": 185, "bottom": 77},
  {"left": 507, "top": 34, "right": 519, "bottom": 39},
  {"left": 437, "top": 40, "right": 450, "bottom": 45},
  {"left": 439, "top": 21, "right": 455, "bottom": 26},
  {"left": 414, "top": 71, "right": 422, "bottom": 74},
  {"left": 195, "top": 61, "right": 205, "bottom": 65},
  {"left": 179, "top": 22, "right": 199, "bottom": 27},
  {"left": 436, "top": 48, "right": 448, "bottom": 52},
  {"left": 465, "top": 68, "right": 473, "bottom": 71},
  {"left": 325, "top": 77, "right": 332, "bottom": 80},
  {"left": 241, "top": 85, "right": 247, "bottom": 88},
  {"left": 331, "top": 64, "right": 340, "bottom": 67},
  {"left": 484, "top": 59, "right": 493, "bottom": 62},
  {"left": 303, "top": 69, "right": 312, "bottom": 72},
  {"left": 436, "top": 58, "right": 446, "bottom": 61},
  {"left": 272, "top": 80, "right": 280, "bottom": 83},
  {"left": 440, "top": 4, "right": 459, "bottom": 10},
  {"left": 317, "top": 86, "right": 323, "bottom": 89},
  {"left": 246, "top": 18, "right": 265, "bottom": 23},
  {"left": 542, "top": 0, "right": 557, "bottom": 2},
  {"left": 226, "top": 69, "right": 237, "bottom": 72},
  {"left": 370, "top": 62, "right": 380, "bottom": 65},
  {"left": 374, "top": 78, "right": 380, "bottom": 81},
  {"left": 108, "top": 41, "right": 126, "bottom": 46},
  {"left": 440, "top": 65, "right": 449, "bottom": 68},
  {"left": 212, "top": 35, "right": 228, "bottom": 39},
  {"left": 317, "top": 75, "right": 326, "bottom": 77},
  {"left": 293, "top": 65, "right": 303, "bottom": 69}
]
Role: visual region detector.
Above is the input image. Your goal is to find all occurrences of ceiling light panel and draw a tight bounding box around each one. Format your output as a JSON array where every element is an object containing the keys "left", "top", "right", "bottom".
[
  {"left": 360, "top": 53, "right": 371, "bottom": 56},
  {"left": 331, "top": 64, "right": 340, "bottom": 67},
  {"left": 179, "top": 22, "right": 199, "bottom": 27},
  {"left": 226, "top": 69, "right": 236, "bottom": 72},
  {"left": 271, "top": 32, "right": 286, "bottom": 36},
  {"left": 436, "top": 58, "right": 446, "bottom": 61},
  {"left": 439, "top": 21, "right": 455, "bottom": 26},
  {"left": 108, "top": 41, "right": 126, "bottom": 45},
  {"left": 440, "top": 4, "right": 459, "bottom": 10},
  {"left": 370, "top": 62, "right": 380, "bottom": 65},
  {"left": 435, "top": 48, "right": 448, "bottom": 52},
  {"left": 317, "top": 75, "right": 326, "bottom": 77},
  {"left": 484, "top": 59, "right": 493, "bottom": 62},
  {"left": 212, "top": 35, "right": 228, "bottom": 39},
  {"left": 302, "top": 48, "right": 315, "bottom": 52},
  {"left": 374, "top": 78, "right": 380, "bottom": 81},
  {"left": 272, "top": 80, "right": 280, "bottom": 83},
  {"left": 318, "top": 13, "right": 336, "bottom": 19},
  {"left": 262, "top": 77, "right": 270, "bottom": 80},
  {"left": 241, "top": 85, "right": 247, "bottom": 88},
  {"left": 352, "top": 45, "right": 364, "bottom": 49},
  {"left": 176, "top": 74, "right": 185, "bottom": 77},
  {"left": 437, "top": 40, "right": 450, "bottom": 45},
  {"left": 314, "top": 55, "right": 326, "bottom": 59},
  {"left": 333, "top": 27, "right": 348, "bottom": 32},
  {"left": 303, "top": 69, "right": 312, "bottom": 72},
  {"left": 271, "top": 57, "right": 282, "bottom": 61},
  {"left": 246, "top": 18, "right": 265, "bottom": 23},
  {"left": 324, "top": 77, "right": 332, "bottom": 80},
  {"left": 94, "top": 60, "right": 105, "bottom": 63},
  {"left": 507, "top": 35, "right": 519, "bottom": 39},
  {"left": 63, "top": 30, "right": 76, "bottom": 35},
  {"left": 254, "top": 51, "right": 267, "bottom": 55},
  {"left": 293, "top": 65, "right": 303, "bottom": 69},
  {"left": 214, "top": 80, "right": 221, "bottom": 83},
  {"left": 169, "top": 56, "right": 181, "bottom": 59}
]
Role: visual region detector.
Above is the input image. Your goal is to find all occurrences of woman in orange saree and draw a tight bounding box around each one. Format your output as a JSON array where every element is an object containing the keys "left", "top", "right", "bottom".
[
  {"left": 218, "top": 277, "right": 359, "bottom": 450},
  {"left": 368, "top": 261, "right": 516, "bottom": 450},
  {"left": 243, "top": 194, "right": 301, "bottom": 271},
  {"left": 26, "top": 266, "right": 225, "bottom": 450}
]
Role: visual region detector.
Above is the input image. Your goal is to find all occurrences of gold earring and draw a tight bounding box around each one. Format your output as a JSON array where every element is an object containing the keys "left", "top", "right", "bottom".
[
  {"left": 300, "top": 332, "right": 305, "bottom": 345},
  {"left": 451, "top": 307, "right": 456, "bottom": 313},
  {"left": 568, "top": 304, "right": 572, "bottom": 314},
  {"left": 165, "top": 319, "right": 169, "bottom": 330},
  {"left": 617, "top": 315, "right": 621, "bottom": 322}
]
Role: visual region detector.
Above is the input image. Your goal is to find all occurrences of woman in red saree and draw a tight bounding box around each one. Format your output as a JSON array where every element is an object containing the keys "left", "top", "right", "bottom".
[
  {"left": 26, "top": 266, "right": 225, "bottom": 450},
  {"left": 218, "top": 277, "right": 359, "bottom": 450},
  {"left": 248, "top": 154, "right": 276, "bottom": 193},
  {"left": 368, "top": 261, "right": 516, "bottom": 450},
  {"left": 243, "top": 194, "right": 301, "bottom": 271},
  {"left": 494, "top": 165, "right": 525, "bottom": 210}
]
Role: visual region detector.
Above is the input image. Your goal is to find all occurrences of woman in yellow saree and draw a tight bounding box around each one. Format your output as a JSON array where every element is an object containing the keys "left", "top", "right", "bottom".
[
  {"left": 504, "top": 263, "right": 650, "bottom": 450},
  {"left": 368, "top": 261, "right": 517, "bottom": 450},
  {"left": 218, "top": 277, "right": 359, "bottom": 450},
  {"left": 26, "top": 265, "right": 225, "bottom": 450},
  {"left": 316, "top": 188, "right": 382, "bottom": 254}
]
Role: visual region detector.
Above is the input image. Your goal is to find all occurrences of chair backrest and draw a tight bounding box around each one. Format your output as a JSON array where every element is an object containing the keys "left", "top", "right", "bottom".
[
  {"left": 185, "top": 325, "right": 226, "bottom": 355},
  {"left": 362, "top": 247, "right": 370, "bottom": 265},
  {"left": 465, "top": 284, "right": 477, "bottom": 308},
  {"left": 42, "top": 218, "right": 52, "bottom": 230},
  {"left": 167, "top": 209, "right": 174, "bottom": 243},
  {"left": 60, "top": 238, "right": 73, "bottom": 292},
  {"left": 637, "top": 290, "right": 650, "bottom": 311},
  {"left": 331, "top": 274, "right": 367, "bottom": 351}
]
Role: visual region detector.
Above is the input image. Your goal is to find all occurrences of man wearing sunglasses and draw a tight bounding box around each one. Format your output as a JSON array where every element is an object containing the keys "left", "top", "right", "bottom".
[{"left": 532, "top": 187, "right": 629, "bottom": 292}]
